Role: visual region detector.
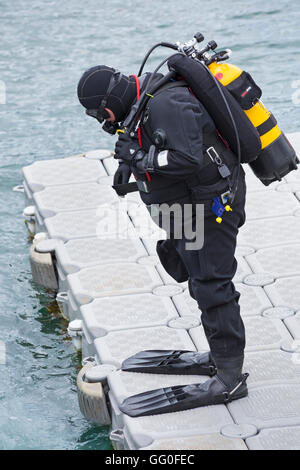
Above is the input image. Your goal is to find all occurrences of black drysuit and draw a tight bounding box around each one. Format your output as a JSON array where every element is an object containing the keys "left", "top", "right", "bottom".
[{"left": 134, "top": 79, "right": 247, "bottom": 363}]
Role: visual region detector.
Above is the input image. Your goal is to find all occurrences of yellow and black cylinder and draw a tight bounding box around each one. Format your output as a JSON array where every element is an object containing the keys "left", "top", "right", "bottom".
[{"left": 209, "top": 62, "right": 298, "bottom": 185}]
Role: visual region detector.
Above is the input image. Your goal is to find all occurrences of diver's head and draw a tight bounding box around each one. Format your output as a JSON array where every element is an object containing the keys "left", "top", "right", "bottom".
[{"left": 77, "top": 65, "right": 137, "bottom": 125}]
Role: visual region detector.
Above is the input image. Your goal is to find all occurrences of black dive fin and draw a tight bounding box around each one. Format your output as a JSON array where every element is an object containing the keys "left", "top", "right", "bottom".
[
  {"left": 119, "top": 374, "right": 249, "bottom": 417},
  {"left": 121, "top": 350, "right": 217, "bottom": 376}
]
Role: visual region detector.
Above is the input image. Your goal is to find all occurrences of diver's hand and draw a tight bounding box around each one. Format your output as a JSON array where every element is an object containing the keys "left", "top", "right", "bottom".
[
  {"left": 114, "top": 132, "right": 141, "bottom": 163},
  {"left": 113, "top": 161, "right": 132, "bottom": 185}
]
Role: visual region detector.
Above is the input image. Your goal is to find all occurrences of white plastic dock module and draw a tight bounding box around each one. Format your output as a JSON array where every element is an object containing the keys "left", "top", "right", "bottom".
[
  {"left": 237, "top": 215, "right": 300, "bottom": 249},
  {"left": 189, "top": 316, "right": 293, "bottom": 353},
  {"left": 235, "top": 283, "right": 272, "bottom": 317},
  {"left": 23, "top": 156, "right": 107, "bottom": 195},
  {"left": 264, "top": 276, "right": 300, "bottom": 312},
  {"left": 244, "top": 350, "right": 300, "bottom": 387},
  {"left": 246, "top": 244, "right": 300, "bottom": 279},
  {"left": 284, "top": 313, "right": 300, "bottom": 339},
  {"left": 94, "top": 325, "right": 197, "bottom": 369},
  {"left": 233, "top": 256, "right": 252, "bottom": 283},
  {"left": 122, "top": 405, "right": 234, "bottom": 450},
  {"left": 228, "top": 383, "right": 300, "bottom": 429},
  {"left": 68, "top": 262, "right": 163, "bottom": 304},
  {"left": 81, "top": 293, "right": 179, "bottom": 340},
  {"left": 33, "top": 182, "right": 118, "bottom": 218},
  {"left": 52, "top": 236, "right": 147, "bottom": 291},
  {"left": 44, "top": 208, "right": 134, "bottom": 241},
  {"left": 102, "top": 156, "right": 119, "bottom": 175},
  {"left": 246, "top": 426, "right": 300, "bottom": 450},
  {"left": 172, "top": 289, "right": 200, "bottom": 318},
  {"left": 108, "top": 370, "right": 236, "bottom": 449},
  {"left": 140, "top": 434, "right": 247, "bottom": 450},
  {"left": 245, "top": 190, "right": 298, "bottom": 220},
  {"left": 21, "top": 133, "right": 300, "bottom": 451},
  {"left": 173, "top": 283, "right": 272, "bottom": 318},
  {"left": 55, "top": 237, "right": 147, "bottom": 275},
  {"left": 243, "top": 164, "right": 278, "bottom": 193}
]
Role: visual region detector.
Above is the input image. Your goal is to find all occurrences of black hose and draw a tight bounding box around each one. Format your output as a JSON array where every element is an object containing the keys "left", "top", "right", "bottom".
[
  {"left": 142, "top": 52, "right": 180, "bottom": 95},
  {"left": 199, "top": 61, "right": 241, "bottom": 203},
  {"left": 138, "top": 42, "right": 178, "bottom": 76},
  {"left": 125, "top": 53, "right": 181, "bottom": 133},
  {"left": 134, "top": 40, "right": 241, "bottom": 203}
]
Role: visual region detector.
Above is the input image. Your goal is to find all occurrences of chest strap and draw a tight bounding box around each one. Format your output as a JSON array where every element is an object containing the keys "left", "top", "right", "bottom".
[{"left": 112, "top": 133, "right": 233, "bottom": 196}]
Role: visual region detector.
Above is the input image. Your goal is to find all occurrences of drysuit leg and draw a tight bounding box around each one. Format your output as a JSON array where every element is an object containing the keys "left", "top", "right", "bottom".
[
  {"left": 119, "top": 174, "right": 249, "bottom": 416},
  {"left": 173, "top": 174, "right": 247, "bottom": 362}
]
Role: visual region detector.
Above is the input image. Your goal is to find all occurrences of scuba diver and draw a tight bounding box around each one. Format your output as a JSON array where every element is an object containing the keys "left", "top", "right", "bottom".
[{"left": 77, "top": 34, "right": 298, "bottom": 417}]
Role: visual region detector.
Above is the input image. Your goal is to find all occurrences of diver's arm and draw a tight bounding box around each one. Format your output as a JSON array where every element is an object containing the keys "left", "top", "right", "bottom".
[
  {"left": 114, "top": 89, "right": 208, "bottom": 178},
  {"left": 142, "top": 89, "right": 207, "bottom": 178}
]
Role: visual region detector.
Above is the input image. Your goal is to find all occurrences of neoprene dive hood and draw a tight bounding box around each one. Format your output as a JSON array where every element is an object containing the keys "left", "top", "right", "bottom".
[
  {"left": 77, "top": 65, "right": 137, "bottom": 124},
  {"left": 128, "top": 33, "right": 298, "bottom": 187}
]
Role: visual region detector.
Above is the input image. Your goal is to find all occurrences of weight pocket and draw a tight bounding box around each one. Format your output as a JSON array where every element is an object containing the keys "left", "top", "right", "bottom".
[
  {"left": 227, "top": 71, "right": 262, "bottom": 111},
  {"left": 190, "top": 179, "right": 229, "bottom": 203}
]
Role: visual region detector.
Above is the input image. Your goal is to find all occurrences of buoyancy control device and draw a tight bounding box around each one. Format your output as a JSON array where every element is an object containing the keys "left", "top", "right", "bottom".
[
  {"left": 171, "top": 37, "right": 298, "bottom": 185},
  {"left": 125, "top": 32, "right": 298, "bottom": 190}
]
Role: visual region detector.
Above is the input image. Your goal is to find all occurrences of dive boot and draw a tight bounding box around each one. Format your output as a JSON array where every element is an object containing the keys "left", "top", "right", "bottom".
[
  {"left": 119, "top": 373, "right": 249, "bottom": 417},
  {"left": 121, "top": 350, "right": 217, "bottom": 376}
]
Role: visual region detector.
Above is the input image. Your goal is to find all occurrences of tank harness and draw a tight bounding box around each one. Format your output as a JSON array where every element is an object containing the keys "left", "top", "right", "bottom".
[{"left": 113, "top": 77, "right": 235, "bottom": 223}]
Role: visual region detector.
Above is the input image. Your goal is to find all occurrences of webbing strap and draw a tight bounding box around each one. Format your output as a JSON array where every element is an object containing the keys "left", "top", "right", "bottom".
[
  {"left": 112, "top": 181, "right": 138, "bottom": 196},
  {"left": 256, "top": 114, "right": 277, "bottom": 136}
]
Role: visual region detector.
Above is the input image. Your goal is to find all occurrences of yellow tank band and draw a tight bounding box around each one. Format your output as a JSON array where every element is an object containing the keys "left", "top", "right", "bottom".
[
  {"left": 244, "top": 101, "right": 271, "bottom": 127},
  {"left": 260, "top": 126, "right": 282, "bottom": 149},
  {"left": 209, "top": 62, "right": 242, "bottom": 86},
  {"left": 209, "top": 63, "right": 282, "bottom": 152}
]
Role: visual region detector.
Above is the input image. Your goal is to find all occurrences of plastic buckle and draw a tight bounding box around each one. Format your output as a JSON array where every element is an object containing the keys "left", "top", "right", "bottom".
[
  {"left": 146, "top": 145, "right": 157, "bottom": 173},
  {"left": 221, "top": 190, "right": 231, "bottom": 205},
  {"left": 207, "top": 146, "right": 222, "bottom": 165},
  {"left": 242, "top": 373, "right": 249, "bottom": 382}
]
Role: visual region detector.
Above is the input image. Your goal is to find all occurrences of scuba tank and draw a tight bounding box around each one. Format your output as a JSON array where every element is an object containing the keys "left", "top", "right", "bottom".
[
  {"left": 208, "top": 60, "right": 299, "bottom": 185},
  {"left": 135, "top": 33, "right": 298, "bottom": 187}
]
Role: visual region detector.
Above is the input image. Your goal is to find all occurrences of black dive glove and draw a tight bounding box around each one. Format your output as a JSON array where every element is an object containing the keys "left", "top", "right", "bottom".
[
  {"left": 114, "top": 132, "right": 157, "bottom": 173},
  {"left": 113, "top": 161, "right": 132, "bottom": 186},
  {"left": 114, "top": 133, "right": 140, "bottom": 163}
]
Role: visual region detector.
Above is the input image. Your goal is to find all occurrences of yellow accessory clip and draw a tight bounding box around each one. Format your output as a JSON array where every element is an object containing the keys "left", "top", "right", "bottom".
[
  {"left": 225, "top": 205, "right": 232, "bottom": 212},
  {"left": 216, "top": 217, "right": 223, "bottom": 224},
  {"left": 116, "top": 129, "right": 125, "bottom": 135}
]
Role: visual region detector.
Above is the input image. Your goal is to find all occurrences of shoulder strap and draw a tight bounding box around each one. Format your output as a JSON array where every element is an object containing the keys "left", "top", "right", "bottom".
[{"left": 152, "top": 80, "right": 188, "bottom": 98}]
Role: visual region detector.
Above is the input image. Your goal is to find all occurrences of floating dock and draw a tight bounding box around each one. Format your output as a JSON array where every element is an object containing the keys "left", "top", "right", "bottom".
[{"left": 18, "top": 133, "right": 300, "bottom": 450}]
